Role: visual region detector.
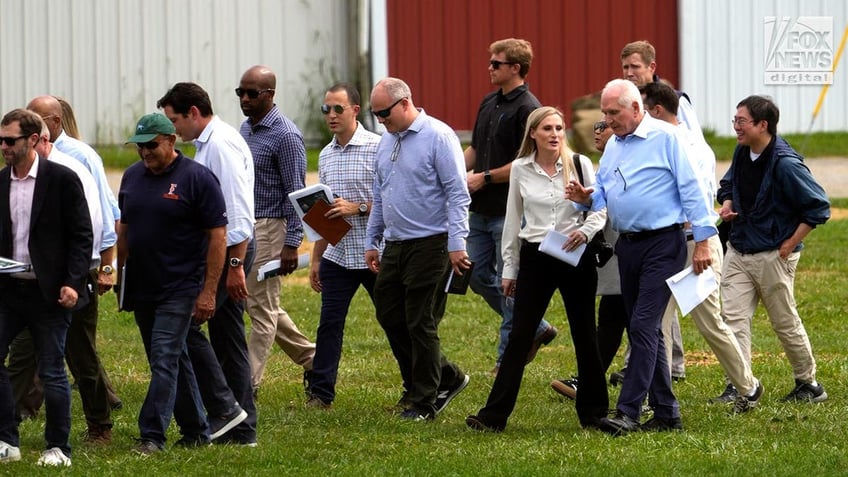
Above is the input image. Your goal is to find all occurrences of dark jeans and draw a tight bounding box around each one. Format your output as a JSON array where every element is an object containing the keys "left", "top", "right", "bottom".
[
  {"left": 0, "top": 279, "right": 72, "bottom": 456},
  {"left": 8, "top": 271, "right": 114, "bottom": 427},
  {"left": 616, "top": 229, "right": 686, "bottom": 420},
  {"left": 180, "top": 240, "right": 256, "bottom": 443},
  {"left": 476, "top": 242, "right": 608, "bottom": 429},
  {"left": 309, "top": 258, "right": 376, "bottom": 404},
  {"left": 597, "top": 294, "right": 628, "bottom": 373},
  {"left": 135, "top": 297, "right": 207, "bottom": 447},
  {"left": 374, "top": 234, "right": 465, "bottom": 414}
]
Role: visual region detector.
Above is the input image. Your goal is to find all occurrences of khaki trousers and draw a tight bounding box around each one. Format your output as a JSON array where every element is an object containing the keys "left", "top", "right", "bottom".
[
  {"left": 721, "top": 244, "right": 817, "bottom": 383},
  {"left": 663, "top": 235, "right": 757, "bottom": 395},
  {"left": 245, "top": 218, "right": 315, "bottom": 390}
]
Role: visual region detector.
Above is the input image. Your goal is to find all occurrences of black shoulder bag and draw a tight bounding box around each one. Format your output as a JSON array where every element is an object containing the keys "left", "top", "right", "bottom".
[{"left": 572, "top": 154, "right": 614, "bottom": 267}]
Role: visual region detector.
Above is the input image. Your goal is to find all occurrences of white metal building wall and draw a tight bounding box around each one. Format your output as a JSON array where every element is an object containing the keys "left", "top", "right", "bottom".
[
  {"left": 679, "top": 0, "right": 848, "bottom": 134},
  {"left": 0, "top": 0, "right": 353, "bottom": 144}
]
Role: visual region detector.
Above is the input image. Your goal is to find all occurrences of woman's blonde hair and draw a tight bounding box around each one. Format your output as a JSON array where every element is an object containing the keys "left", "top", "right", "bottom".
[
  {"left": 515, "top": 106, "right": 578, "bottom": 179},
  {"left": 54, "top": 96, "right": 81, "bottom": 140}
]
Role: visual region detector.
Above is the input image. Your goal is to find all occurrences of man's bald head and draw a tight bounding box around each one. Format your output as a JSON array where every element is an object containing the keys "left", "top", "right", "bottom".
[
  {"left": 240, "top": 65, "right": 276, "bottom": 90},
  {"left": 26, "top": 95, "right": 63, "bottom": 141}
]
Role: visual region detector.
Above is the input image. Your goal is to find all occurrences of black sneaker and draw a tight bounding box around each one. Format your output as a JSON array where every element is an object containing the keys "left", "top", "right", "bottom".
[
  {"left": 132, "top": 439, "right": 162, "bottom": 456},
  {"left": 399, "top": 408, "right": 434, "bottom": 422},
  {"left": 781, "top": 379, "right": 828, "bottom": 403},
  {"left": 434, "top": 374, "right": 470, "bottom": 414},
  {"left": 710, "top": 383, "right": 738, "bottom": 404},
  {"left": 640, "top": 416, "right": 683, "bottom": 432},
  {"left": 598, "top": 411, "right": 640, "bottom": 436},
  {"left": 550, "top": 377, "right": 578, "bottom": 400},
  {"left": 174, "top": 435, "right": 210, "bottom": 448},
  {"left": 609, "top": 368, "right": 626, "bottom": 387},
  {"left": 732, "top": 380, "right": 764, "bottom": 414},
  {"left": 208, "top": 404, "right": 248, "bottom": 441}
]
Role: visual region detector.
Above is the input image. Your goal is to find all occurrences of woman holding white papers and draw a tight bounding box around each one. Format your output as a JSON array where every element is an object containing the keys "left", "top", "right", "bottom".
[{"left": 466, "top": 107, "right": 610, "bottom": 432}]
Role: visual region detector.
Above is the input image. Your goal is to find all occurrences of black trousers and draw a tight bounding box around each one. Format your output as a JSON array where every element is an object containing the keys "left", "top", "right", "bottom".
[{"left": 477, "top": 241, "right": 609, "bottom": 429}]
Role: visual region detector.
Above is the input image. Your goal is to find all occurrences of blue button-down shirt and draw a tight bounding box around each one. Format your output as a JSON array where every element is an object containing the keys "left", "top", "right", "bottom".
[
  {"left": 366, "top": 110, "right": 470, "bottom": 252},
  {"left": 54, "top": 130, "right": 119, "bottom": 250},
  {"left": 587, "top": 114, "right": 717, "bottom": 242}
]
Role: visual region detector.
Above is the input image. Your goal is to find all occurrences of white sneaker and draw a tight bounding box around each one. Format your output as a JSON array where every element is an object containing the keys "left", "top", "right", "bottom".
[
  {"left": 0, "top": 440, "right": 21, "bottom": 462},
  {"left": 37, "top": 447, "right": 71, "bottom": 467}
]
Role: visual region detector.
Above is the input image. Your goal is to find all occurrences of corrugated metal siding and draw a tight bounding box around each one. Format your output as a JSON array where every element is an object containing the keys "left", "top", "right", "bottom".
[
  {"left": 385, "top": 0, "right": 680, "bottom": 131},
  {"left": 679, "top": 0, "right": 848, "bottom": 134},
  {"left": 0, "top": 0, "right": 353, "bottom": 144}
]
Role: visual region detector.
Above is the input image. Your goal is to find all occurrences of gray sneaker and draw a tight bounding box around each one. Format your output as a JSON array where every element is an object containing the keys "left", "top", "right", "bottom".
[{"left": 781, "top": 379, "right": 828, "bottom": 403}]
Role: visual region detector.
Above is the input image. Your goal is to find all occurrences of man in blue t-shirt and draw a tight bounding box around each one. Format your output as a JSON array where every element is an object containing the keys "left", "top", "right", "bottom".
[{"left": 117, "top": 113, "right": 228, "bottom": 455}]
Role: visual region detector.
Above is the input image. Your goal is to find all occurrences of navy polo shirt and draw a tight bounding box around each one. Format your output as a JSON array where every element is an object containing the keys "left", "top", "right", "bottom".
[{"left": 118, "top": 151, "right": 227, "bottom": 304}]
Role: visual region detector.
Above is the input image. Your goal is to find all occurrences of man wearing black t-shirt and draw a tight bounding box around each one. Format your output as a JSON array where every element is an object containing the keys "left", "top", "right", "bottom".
[{"left": 463, "top": 38, "right": 556, "bottom": 375}]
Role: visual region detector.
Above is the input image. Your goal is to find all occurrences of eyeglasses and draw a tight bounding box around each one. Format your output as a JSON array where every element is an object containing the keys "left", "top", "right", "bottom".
[
  {"left": 321, "top": 104, "right": 351, "bottom": 115},
  {"left": 731, "top": 117, "right": 754, "bottom": 127},
  {"left": 489, "top": 60, "right": 516, "bottom": 69},
  {"left": 593, "top": 121, "right": 608, "bottom": 132},
  {"left": 136, "top": 141, "right": 160, "bottom": 151},
  {"left": 371, "top": 97, "right": 405, "bottom": 119},
  {"left": 235, "top": 88, "right": 274, "bottom": 99},
  {"left": 0, "top": 135, "right": 27, "bottom": 146}
]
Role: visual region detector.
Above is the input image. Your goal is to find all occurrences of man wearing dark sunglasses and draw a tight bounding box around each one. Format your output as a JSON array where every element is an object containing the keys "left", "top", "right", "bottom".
[
  {"left": 120, "top": 113, "right": 227, "bottom": 454},
  {"left": 237, "top": 65, "right": 316, "bottom": 400},
  {"left": 157, "top": 82, "right": 257, "bottom": 446},
  {"left": 365, "top": 78, "right": 471, "bottom": 422},
  {"left": 0, "top": 108, "right": 93, "bottom": 466},
  {"left": 463, "top": 38, "right": 554, "bottom": 376}
]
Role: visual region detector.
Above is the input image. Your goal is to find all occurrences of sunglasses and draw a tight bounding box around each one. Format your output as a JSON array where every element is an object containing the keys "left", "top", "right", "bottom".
[
  {"left": 371, "top": 98, "right": 405, "bottom": 119},
  {"left": 321, "top": 104, "right": 350, "bottom": 115},
  {"left": 489, "top": 60, "right": 516, "bottom": 69},
  {"left": 235, "top": 88, "right": 274, "bottom": 99},
  {"left": 0, "top": 135, "right": 27, "bottom": 146},
  {"left": 593, "top": 121, "right": 608, "bottom": 132},
  {"left": 136, "top": 141, "right": 160, "bottom": 151}
]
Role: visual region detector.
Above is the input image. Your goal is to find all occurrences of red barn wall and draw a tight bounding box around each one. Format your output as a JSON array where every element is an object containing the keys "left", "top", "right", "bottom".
[{"left": 385, "top": 0, "right": 680, "bottom": 131}]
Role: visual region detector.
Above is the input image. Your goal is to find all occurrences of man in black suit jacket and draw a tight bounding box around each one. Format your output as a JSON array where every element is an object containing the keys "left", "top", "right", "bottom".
[{"left": 0, "top": 109, "right": 92, "bottom": 467}]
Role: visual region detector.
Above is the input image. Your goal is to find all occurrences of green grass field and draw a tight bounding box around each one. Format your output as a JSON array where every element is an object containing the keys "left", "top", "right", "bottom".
[{"left": 5, "top": 203, "right": 847, "bottom": 475}]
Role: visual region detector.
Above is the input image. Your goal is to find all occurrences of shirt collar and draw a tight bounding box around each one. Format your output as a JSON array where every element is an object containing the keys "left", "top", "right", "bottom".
[
  {"left": 11, "top": 154, "right": 39, "bottom": 181},
  {"left": 498, "top": 83, "right": 529, "bottom": 102},
  {"left": 331, "top": 121, "right": 369, "bottom": 149},
  {"left": 195, "top": 116, "right": 220, "bottom": 146}
]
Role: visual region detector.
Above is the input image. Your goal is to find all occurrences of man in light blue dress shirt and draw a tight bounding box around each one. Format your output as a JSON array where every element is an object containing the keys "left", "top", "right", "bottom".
[
  {"left": 365, "top": 78, "right": 470, "bottom": 421},
  {"left": 567, "top": 79, "right": 717, "bottom": 435}
]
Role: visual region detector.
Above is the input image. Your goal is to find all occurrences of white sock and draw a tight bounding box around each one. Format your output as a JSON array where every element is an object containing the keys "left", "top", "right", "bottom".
[{"left": 746, "top": 379, "right": 761, "bottom": 398}]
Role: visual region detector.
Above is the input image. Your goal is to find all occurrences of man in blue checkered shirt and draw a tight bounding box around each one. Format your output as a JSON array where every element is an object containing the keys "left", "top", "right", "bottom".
[
  {"left": 237, "top": 66, "right": 316, "bottom": 398},
  {"left": 303, "top": 83, "right": 385, "bottom": 409}
]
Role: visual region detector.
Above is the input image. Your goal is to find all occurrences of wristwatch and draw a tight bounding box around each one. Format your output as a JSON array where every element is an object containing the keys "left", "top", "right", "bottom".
[
  {"left": 358, "top": 203, "right": 368, "bottom": 216},
  {"left": 484, "top": 170, "right": 492, "bottom": 184},
  {"left": 229, "top": 257, "right": 243, "bottom": 268},
  {"left": 100, "top": 265, "right": 114, "bottom": 274}
]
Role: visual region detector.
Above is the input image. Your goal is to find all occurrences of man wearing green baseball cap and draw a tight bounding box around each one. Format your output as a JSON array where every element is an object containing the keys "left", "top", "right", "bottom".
[{"left": 118, "top": 112, "right": 228, "bottom": 454}]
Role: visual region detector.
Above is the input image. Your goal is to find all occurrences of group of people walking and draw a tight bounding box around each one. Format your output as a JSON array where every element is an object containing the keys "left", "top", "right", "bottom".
[{"left": 0, "top": 36, "right": 832, "bottom": 467}]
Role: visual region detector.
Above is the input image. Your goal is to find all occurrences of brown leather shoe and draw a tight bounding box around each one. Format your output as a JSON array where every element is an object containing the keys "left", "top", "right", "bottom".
[
  {"left": 526, "top": 325, "right": 558, "bottom": 363},
  {"left": 83, "top": 424, "right": 112, "bottom": 445}
]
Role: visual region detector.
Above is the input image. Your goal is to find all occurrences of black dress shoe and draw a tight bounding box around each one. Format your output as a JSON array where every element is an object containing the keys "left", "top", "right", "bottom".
[
  {"left": 465, "top": 415, "right": 504, "bottom": 433},
  {"left": 599, "top": 411, "right": 640, "bottom": 436},
  {"left": 641, "top": 416, "right": 683, "bottom": 432}
]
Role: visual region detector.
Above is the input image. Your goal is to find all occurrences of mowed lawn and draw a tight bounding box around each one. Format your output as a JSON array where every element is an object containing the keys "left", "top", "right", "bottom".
[{"left": 7, "top": 200, "right": 848, "bottom": 476}]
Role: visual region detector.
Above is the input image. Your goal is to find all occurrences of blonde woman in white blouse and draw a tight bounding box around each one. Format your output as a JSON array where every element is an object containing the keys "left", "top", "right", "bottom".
[{"left": 467, "top": 106, "right": 609, "bottom": 432}]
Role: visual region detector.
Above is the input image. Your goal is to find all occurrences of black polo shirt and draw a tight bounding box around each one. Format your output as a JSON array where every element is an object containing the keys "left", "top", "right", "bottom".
[
  {"left": 118, "top": 151, "right": 227, "bottom": 305},
  {"left": 469, "top": 84, "right": 541, "bottom": 216}
]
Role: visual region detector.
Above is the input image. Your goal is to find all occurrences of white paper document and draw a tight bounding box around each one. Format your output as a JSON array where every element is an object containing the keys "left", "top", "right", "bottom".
[
  {"left": 287, "top": 184, "right": 334, "bottom": 242},
  {"left": 665, "top": 265, "right": 718, "bottom": 316},
  {"left": 257, "top": 254, "right": 310, "bottom": 281},
  {"left": 538, "top": 230, "right": 587, "bottom": 267},
  {"left": 0, "top": 256, "right": 31, "bottom": 274}
]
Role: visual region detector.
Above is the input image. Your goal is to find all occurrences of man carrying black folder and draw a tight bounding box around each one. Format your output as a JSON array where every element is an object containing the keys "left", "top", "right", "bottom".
[{"left": 303, "top": 83, "right": 383, "bottom": 409}]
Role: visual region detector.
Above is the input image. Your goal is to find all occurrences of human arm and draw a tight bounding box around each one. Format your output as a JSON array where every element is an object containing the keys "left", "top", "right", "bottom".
[
  {"left": 309, "top": 239, "right": 329, "bottom": 292},
  {"left": 365, "top": 249, "right": 380, "bottom": 274},
  {"left": 279, "top": 131, "right": 307, "bottom": 250},
  {"left": 97, "top": 244, "right": 115, "bottom": 295},
  {"left": 193, "top": 225, "right": 226, "bottom": 323},
  {"left": 434, "top": 132, "right": 471, "bottom": 254},
  {"left": 226, "top": 239, "right": 249, "bottom": 301}
]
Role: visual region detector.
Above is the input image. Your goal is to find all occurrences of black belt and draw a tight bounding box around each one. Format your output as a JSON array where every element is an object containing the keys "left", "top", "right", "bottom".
[
  {"left": 4, "top": 277, "right": 38, "bottom": 287},
  {"left": 385, "top": 233, "right": 448, "bottom": 245},
  {"left": 620, "top": 223, "right": 683, "bottom": 242}
]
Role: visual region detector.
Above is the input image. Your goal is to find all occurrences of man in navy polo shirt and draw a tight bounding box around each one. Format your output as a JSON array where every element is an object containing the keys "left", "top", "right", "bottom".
[{"left": 117, "top": 113, "right": 228, "bottom": 454}]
